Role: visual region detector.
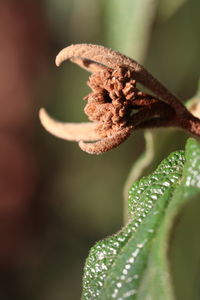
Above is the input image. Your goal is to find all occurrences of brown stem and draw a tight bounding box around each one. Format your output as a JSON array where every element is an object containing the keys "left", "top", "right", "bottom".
[
  {"left": 179, "top": 114, "right": 200, "bottom": 136},
  {"left": 135, "top": 118, "right": 179, "bottom": 130},
  {"left": 133, "top": 109, "right": 200, "bottom": 139},
  {"left": 128, "top": 101, "right": 175, "bottom": 127}
]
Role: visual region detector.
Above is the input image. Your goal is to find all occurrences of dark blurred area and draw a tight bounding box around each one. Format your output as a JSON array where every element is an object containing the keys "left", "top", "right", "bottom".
[{"left": 0, "top": 0, "right": 200, "bottom": 299}]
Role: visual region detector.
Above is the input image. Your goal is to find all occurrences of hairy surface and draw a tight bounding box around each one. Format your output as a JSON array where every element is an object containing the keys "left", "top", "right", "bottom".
[{"left": 39, "top": 44, "right": 200, "bottom": 154}]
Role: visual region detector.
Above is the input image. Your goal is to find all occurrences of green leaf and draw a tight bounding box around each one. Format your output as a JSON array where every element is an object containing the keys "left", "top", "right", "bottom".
[
  {"left": 82, "top": 138, "right": 200, "bottom": 300},
  {"left": 138, "top": 138, "right": 200, "bottom": 299}
]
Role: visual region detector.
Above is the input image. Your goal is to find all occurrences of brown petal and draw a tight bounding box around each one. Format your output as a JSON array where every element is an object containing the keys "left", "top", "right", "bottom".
[
  {"left": 55, "top": 43, "right": 140, "bottom": 71},
  {"left": 78, "top": 127, "right": 132, "bottom": 154},
  {"left": 39, "top": 108, "right": 101, "bottom": 141}
]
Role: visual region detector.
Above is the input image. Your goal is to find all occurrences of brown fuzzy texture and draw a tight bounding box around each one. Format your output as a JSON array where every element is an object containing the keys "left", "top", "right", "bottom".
[
  {"left": 85, "top": 67, "right": 138, "bottom": 137},
  {"left": 84, "top": 67, "right": 164, "bottom": 138},
  {"left": 39, "top": 44, "right": 200, "bottom": 154}
]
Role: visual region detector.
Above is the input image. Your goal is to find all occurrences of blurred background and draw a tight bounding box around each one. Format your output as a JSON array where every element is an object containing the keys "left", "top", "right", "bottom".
[{"left": 0, "top": 0, "right": 200, "bottom": 299}]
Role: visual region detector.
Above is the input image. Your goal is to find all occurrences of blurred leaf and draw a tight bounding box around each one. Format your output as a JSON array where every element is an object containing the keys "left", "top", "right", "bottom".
[
  {"left": 82, "top": 138, "right": 200, "bottom": 299},
  {"left": 104, "top": 0, "right": 159, "bottom": 61},
  {"left": 158, "top": 0, "right": 188, "bottom": 21},
  {"left": 169, "top": 194, "right": 200, "bottom": 300}
]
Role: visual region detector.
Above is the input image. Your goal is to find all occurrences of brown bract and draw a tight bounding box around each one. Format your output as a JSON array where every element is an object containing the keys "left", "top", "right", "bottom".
[{"left": 39, "top": 44, "right": 200, "bottom": 154}]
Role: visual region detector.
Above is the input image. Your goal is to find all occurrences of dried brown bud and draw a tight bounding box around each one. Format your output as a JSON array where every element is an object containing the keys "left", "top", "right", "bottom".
[{"left": 39, "top": 44, "right": 200, "bottom": 154}]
